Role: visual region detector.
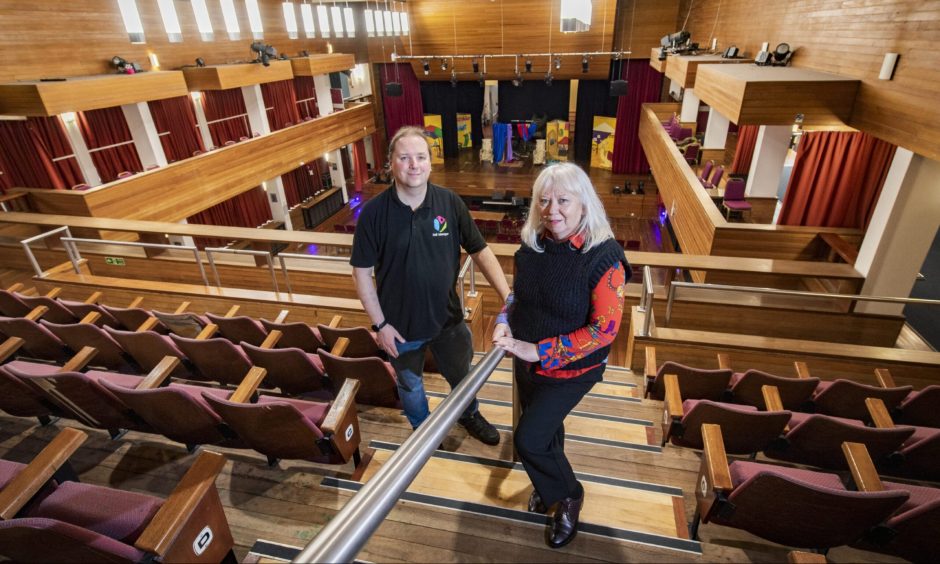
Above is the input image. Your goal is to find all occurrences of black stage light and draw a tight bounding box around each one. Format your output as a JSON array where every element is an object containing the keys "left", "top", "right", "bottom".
[
  {"left": 544, "top": 72, "right": 553, "bottom": 86},
  {"left": 450, "top": 70, "right": 458, "bottom": 88},
  {"left": 581, "top": 56, "right": 589, "bottom": 73},
  {"left": 525, "top": 59, "right": 532, "bottom": 73},
  {"left": 440, "top": 58, "right": 448, "bottom": 71},
  {"left": 554, "top": 56, "right": 561, "bottom": 70},
  {"left": 422, "top": 60, "right": 430, "bottom": 75},
  {"left": 610, "top": 79, "right": 628, "bottom": 96},
  {"left": 386, "top": 82, "right": 403, "bottom": 96},
  {"left": 195, "top": 57, "right": 206, "bottom": 67},
  {"left": 472, "top": 59, "right": 479, "bottom": 73}
]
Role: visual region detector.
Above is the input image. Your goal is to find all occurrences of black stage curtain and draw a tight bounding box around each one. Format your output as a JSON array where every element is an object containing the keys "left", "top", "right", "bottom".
[
  {"left": 420, "top": 82, "right": 485, "bottom": 158},
  {"left": 497, "top": 80, "right": 570, "bottom": 123},
  {"left": 573, "top": 80, "right": 620, "bottom": 163}
]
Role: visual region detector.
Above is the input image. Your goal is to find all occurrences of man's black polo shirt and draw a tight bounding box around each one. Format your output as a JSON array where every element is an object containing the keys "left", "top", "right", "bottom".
[{"left": 350, "top": 182, "right": 487, "bottom": 341}]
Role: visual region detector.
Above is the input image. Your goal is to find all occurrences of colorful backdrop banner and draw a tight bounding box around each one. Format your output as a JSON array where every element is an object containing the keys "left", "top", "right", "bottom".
[
  {"left": 590, "top": 116, "right": 616, "bottom": 170},
  {"left": 423, "top": 114, "right": 444, "bottom": 164},
  {"left": 456, "top": 114, "right": 472, "bottom": 148},
  {"left": 546, "top": 120, "right": 570, "bottom": 161}
]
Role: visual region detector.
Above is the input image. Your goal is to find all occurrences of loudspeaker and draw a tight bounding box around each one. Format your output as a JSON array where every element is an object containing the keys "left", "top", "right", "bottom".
[
  {"left": 385, "top": 82, "right": 403, "bottom": 97},
  {"left": 609, "top": 80, "right": 628, "bottom": 97},
  {"left": 723, "top": 46, "right": 739, "bottom": 58},
  {"left": 755, "top": 51, "right": 771, "bottom": 66}
]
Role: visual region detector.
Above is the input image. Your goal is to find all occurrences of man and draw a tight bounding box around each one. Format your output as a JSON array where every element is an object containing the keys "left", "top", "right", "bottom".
[{"left": 351, "top": 126, "right": 511, "bottom": 445}]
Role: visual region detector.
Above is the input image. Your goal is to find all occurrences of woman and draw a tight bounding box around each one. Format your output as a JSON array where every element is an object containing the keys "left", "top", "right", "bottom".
[{"left": 493, "top": 162, "right": 630, "bottom": 549}]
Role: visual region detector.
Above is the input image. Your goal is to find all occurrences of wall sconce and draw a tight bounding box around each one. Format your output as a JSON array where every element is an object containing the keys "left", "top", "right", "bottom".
[
  {"left": 148, "top": 52, "right": 159, "bottom": 69},
  {"left": 879, "top": 52, "right": 899, "bottom": 80}
]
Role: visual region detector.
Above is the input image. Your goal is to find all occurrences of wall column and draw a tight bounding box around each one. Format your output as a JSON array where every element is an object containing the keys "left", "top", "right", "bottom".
[
  {"left": 680, "top": 89, "right": 699, "bottom": 123},
  {"left": 263, "top": 177, "right": 293, "bottom": 230},
  {"left": 314, "top": 75, "right": 334, "bottom": 117},
  {"left": 744, "top": 125, "right": 791, "bottom": 198},
  {"left": 189, "top": 92, "right": 215, "bottom": 151},
  {"left": 241, "top": 84, "right": 271, "bottom": 137},
  {"left": 326, "top": 149, "right": 348, "bottom": 203},
  {"left": 59, "top": 113, "right": 102, "bottom": 187},
  {"left": 168, "top": 218, "right": 196, "bottom": 248},
  {"left": 121, "top": 102, "right": 168, "bottom": 169},
  {"left": 855, "top": 149, "right": 940, "bottom": 314},
  {"left": 702, "top": 109, "right": 730, "bottom": 151}
]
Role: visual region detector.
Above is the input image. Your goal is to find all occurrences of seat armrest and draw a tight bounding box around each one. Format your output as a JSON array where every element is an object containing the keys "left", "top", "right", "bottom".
[
  {"left": 322, "top": 378, "right": 362, "bottom": 463},
  {"left": 873, "top": 368, "right": 897, "bottom": 389},
  {"left": 83, "top": 291, "right": 103, "bottom": 305},
  {"left": 761, "top": 385, "right": 788, "bottom": 431},
  {"left": 59, "top": 346, "right": 98, "bottom": 372},
  {"left": 136, "top": 356, "right": 182, "bottom": 390},
  {"left": 662, "top": 374, "right": 684, "bottom": 445},
  {"left": 865, "top": 397, "right": 895, "bottom": 429},
  {"left": 173, "top": 301, "right": 191, "bottom": 314},
  {"left": 195, "top": 323, "right": 218, "bottom": 340},
  {"left": 273, "top": 309, "right": 290, "bottom": 323},
  {"left": 126, "top": 296, "right": 144, "bottom": 309},
  {"left": 79, "top": 311, "right": 101, "bottom": 325},
  {"left": 223, "top": 305, "right": 240, "bottom": 318},
  {"left": 842, "top": 442, "right": 884, "bottom": 492},
  {"left": 0, "top": 336, "right": 25, "bottom": 364},
  {"left": 644, "top": 346, "right": 657, "bottom": 397},
  {"left": 135, "top": 316, "right": 160, "bottom": 332},
  {"left": 25, "top": 305, "right": 48, "bottom": 321},
  {"left": 229, "top": 367, "right": 268, "bottom": 403},
  {"left": 0, "top": 428, "right": 88, "bottom": 519},
  {"left": 696, "top": 424, "right": 733, "bottom": 522},
  {"left": 329, "top": 314, "right": 342, "bottom": 328},
  {"left": 330, "top": 336, "right": 350, "bottom": 356},
  {"left": 135, "top": 451, "right": 234, "bottom": 561},
  {"left": 44, "top": 287, "right": 62, "bottom": 299},
  {"left": 787, "top": 551, "right": 828, "bottom": 564},
  {"left": 716, "top": 353, "right": 731, "bottom": 371},
  {"left": 260, "top": 329, "right": 283, "bottom": 349},
  {"left": 793, "top": 361, "right": 811, "bottom": 379}
]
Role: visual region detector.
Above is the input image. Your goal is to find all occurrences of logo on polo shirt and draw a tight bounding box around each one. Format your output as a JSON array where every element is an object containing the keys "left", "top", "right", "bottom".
[{"left": 432, "top": 215, "right": 450, "bottom": 237}]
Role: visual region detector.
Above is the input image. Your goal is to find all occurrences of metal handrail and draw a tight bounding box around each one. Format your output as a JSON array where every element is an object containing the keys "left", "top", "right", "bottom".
[
  {"left": 59, "top": 237, "right": 209, "bottom": 286},
  {"left": 639, "top": 266, "right": 654, "bottom": 336},
  {"left": 293, "top": 347, "right": 506, "bottom": 563},
  {"left": 204, "top": 247, "right": 279, "bottom": 293},
  {"left": 665, "top": 281, "right": 940, "bottom": 324},
  {"left": 20, "top": 227, "right": 75, "bottom": 276},
  {"left": 457, "top": 256, "right": 477, "bottom": 313},
  {"left": 276, "top": 252, "right": 349, "bottom": 296}
]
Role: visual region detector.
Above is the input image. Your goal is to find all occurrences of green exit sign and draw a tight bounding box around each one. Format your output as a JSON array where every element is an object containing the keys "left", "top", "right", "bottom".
[{"left": 105, "top": 257, "right": 126, "bottom": 266}]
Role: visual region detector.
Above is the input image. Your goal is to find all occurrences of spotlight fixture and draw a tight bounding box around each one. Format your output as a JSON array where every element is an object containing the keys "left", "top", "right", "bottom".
[
  {"left": 581, "top": 55, "right": 589, "bottom": 73},
  {"left": 658, "top": 47, "right": 668, "bottom": 61},
  {"left": 512, "top": 72, "right": 523, "bottom": 87},
  {"left": 450, "top": 69, "right": 458, "bottom": 88},
  {"left": 554, "top": 56, "right": 561, "bottom": 70},
  {"left": 300, "top": 50, "right": 310, "bottom": 57},
  {"left": 250, "top": 41, "right": 277, "bottom": 67},
  {"left": 422, "top": 60, "right": 430, "bottom": 75},
  {"left": 195, "top": 57, "right": 206, "bottom": 67},
  {"left": 544, "top": 71, "right": 553, "bottom": 86},
  {"left": 440, "top": 58, "right": 448, "bottom": 71},
  {"left": 525, "top": 58, "right": 532, "bottom": 73},
  {"left": 472, "top": 59, "right": 479, "bottom": 73}
]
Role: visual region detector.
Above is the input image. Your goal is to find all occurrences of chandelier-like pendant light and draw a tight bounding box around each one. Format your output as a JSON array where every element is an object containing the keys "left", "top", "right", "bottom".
[{"left": 560, "top": 0, "right": 591, "bottom": 33}]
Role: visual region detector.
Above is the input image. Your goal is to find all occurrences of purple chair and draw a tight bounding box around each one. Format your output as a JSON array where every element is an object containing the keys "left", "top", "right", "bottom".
[
  {"left": 721, "top": 179, "right": 752, "bottom": 220},
  {"left": 41, "top": 321, "right": 137, "bottom": 373},
  {"left": 682, "top": 144, "right": 701, "bottom": 165},
  {"left": 317, "top": 324, "right": 382, "bottom": 359},
  {"left": 763, "top": 411, "right": 915, "bottom": 470},
  {"left": 104, "top": 327, "right": 195, "bottom": 379},
  {"left": 317, "top": 349, "right": 401, "bottom": 408},
  {"left": 16, "top": 296, "right": 82, "bottom": 324},
  {"left": 727, "top": 369, "right": 820, "bottom": 411},
  {"left": 703, "top": 165, "right": 724, "bottom": 189},
  {"left": 169, "top": 334, "right": 251, "bottom": 386},
  {"left": 241, "top": 342, "right": 332, "bottom": 398},
  {"left": 0, "top": 290, "right": 33, "bottom": 318},
  {"left": 698, "top": 161, "right": 714, "bottom": 186},
  {"left": 853, "top": 479, "right": 940, "bottom": 562},
  {"left": 101, "top": 304, "right": 165, "bottom": 333},
  {"left": 895, "top": 385, "right": 940, "bottom": 428},
  {"left": 884, "top": 425, "right": 940, "bottom": 481},
  {"left": 645, "top": 360, "right": 732, "bottom": 402},
  {"left": 259, "top": 318, "right": 324, "bottom": 353},
  {"left": 0, "top": 317, "right": 70, "bottom": 363},
  {"left": 0, "top": 361, "right": 62, "bottom": 424},
  {"left": 0, "top": 451, "right": 235, "bottom": 563},
  {"left": 205, "top": 313, "right": 268, "bottom": 347},
  {"left": 812, "top": 379, "right": 913, "bottom": 421},
  {"left": 663, "top": 398, "right": 791, "bottom": 455},
  {"left": 59, "top": 302, "right": 120, "bottom": 327}
]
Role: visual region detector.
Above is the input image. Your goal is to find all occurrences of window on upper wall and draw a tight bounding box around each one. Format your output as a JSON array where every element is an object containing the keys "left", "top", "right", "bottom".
[
  {"left": 156, "top": 0, "right": 183, "bottom": 42},
  {"left": 401, "top": 11, "right": 409, "bottom": 35},
  {"left": 364, "top": 9, "right": 374, "bottom": 37},
  {"left": 191, "top": 0, "right": 214, "bottom": 41},
  {"left": 117, "top": 0, "right": 146, "bottom": 43},
  {"left": 330, "top": 5, "right": 344, "bottom": 38},
  {"left": 283, "top": 2, "right": 298, "bottom": 39},
  {"left": 220, "top": 0, "right": 241, "bottom": 40},
  {"left": 391, "top": 11, "right": 400, "bottom": 35},
  {"left": 383, "top": 10, "right": 392, "bottom": 36},
  {"left": 300, "top": 3, "right": 316, "bottom": 38},
  {"left": 343, "top": 7, "right": 355, "bottom": 38},
  {"left": 245, "top": 0, "right": 264, "bottom": 39},
  {"left": 373, "top": 8, "right": 384, "bottom": 36},
  {"left": 316, "top": 4, "right": 330, "bottom": 38}
]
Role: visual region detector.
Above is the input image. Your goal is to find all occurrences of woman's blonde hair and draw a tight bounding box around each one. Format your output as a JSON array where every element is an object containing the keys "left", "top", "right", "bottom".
[{"left": 520, "top": 162, "right": 615, "bottom": 252}]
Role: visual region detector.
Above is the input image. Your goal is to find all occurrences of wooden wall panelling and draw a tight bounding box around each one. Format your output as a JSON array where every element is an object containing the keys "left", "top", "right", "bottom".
[
  {"left": 181, "top": 61, "right": 294, "bottom": 91},
  {"left": 21, "top": 103, "right": 375, "bottom": 222},
  {"left": 610, "top": 1, "right": 680, "bottom": 59},
  {"left": 710, "top": 224, "right": 863, "bottom": 261},
  {"left": 290, "top": 54, "right": 357, "bottom": 76},
  {"left": 0, "top": 72, "right": 189, "bottom": 116},
  {"left": 0, "top": 1, "right": 366, "bottom": 83},
  {"left": 638, "top": 103, "right": 721, "bottom": 259},
  {"left": 677, "top": 0, "right": 940, "bottom": 160},
  {"left": 664, "top": 55, "right": 750, "bottom": 90}
]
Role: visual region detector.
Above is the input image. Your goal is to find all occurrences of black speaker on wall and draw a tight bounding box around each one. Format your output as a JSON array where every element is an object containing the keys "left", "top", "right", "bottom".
[
  {"left": 609, "top": 79, "right": 628, "bottom": 97},
  {"left": 386, "top": 82, "right": 403, "bottom": 97}
]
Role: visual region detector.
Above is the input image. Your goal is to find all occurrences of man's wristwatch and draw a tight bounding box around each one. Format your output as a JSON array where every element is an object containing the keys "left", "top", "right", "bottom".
[{"left": 371, "top": 320, "right": 389, "bottom": 332}]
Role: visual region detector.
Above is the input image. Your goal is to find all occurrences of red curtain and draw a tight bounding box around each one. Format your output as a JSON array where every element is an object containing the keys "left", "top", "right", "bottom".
[
  {"left": 293, "top": 76, "right": 320, "bottom": 120},
  {"left": 371, "top": 133, "right": 386, "bottom": 170},
  {"left": 730, "top": 125, "right": 759, "bottom": 175},
  {"left": 777, "top": 131, "right": 897, "bottom": 228},
  {"left": 261, "top": 79, "right": 302, "bottom": 131},
  {"left": 378, "top": 63, "right": 424, "bottom": 139},
  {"left": 187, "top": 187, "right": 273, "bottom": 248},
  {"left": 280, "top": 168, "right": 303, "bottom": 207},
  {"left": 352, "top": 139, "right": 369, "bottom": 191},
  {"left": 611, "top": 61, "right": 665, "bottom": 174},
  {"left": 78, "top": 107, "right": 142, "bottom": 182},
  {"left": 0, "top": 117, "right": 82, "bottom": 191},
  {"left": 148, "top": 96, "right": 205, "bottom": 162},
  {"left": 201, "top": 89, "right": 250, "bottom": 146}
]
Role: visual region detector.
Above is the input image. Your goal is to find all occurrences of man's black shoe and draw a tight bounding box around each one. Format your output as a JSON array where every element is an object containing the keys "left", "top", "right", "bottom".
[
  {"left": 458, "top": 412, "right": 500, "bottom": 445},
  {"left": 548, "top": 483, "right": 584, "bottom": 549},
  {"left": 528, "top": 489, "right": 548, "bottom": 513}
]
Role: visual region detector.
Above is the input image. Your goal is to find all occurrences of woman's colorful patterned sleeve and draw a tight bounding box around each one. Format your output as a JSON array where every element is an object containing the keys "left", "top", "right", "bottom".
[
  {"left": 495, "top": 291, "right": 514, "bottom": 326},
  {"left": 537, "top": 262, "right": 627, "bottom": 370}
]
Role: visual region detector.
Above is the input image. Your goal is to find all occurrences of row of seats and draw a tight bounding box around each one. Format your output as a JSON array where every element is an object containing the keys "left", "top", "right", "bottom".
[
  {"left": 0, "top": 428, "right": 236, "bottom": 562},
  {"left": 646, "top": 348, "right": 939, "bottom": 481},
  {"left": 692, "top": 425, "right": 937, "bottom": 561}
]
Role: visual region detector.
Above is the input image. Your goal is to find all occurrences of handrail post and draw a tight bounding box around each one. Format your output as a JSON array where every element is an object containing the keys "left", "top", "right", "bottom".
[
  {"left": 665, "top": 282, "right": 677, "bottom": 325},
  {"left": 278, "top": 256, "right": 294, "bottom": 295},
  {"left": 293, "top": 348, "right": 506, "bottom": 563},
  {"left": 468, "top": 260, "right": 478, "bottom": 297},
  {"left": 205, "top": 249, "right": 222, "bottom": 287},
  {"left": 19, "top": 226, "right": 76, "bottom": 277}
]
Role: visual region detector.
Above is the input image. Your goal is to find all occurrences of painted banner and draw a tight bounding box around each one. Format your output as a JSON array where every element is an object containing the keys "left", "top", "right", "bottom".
[
  {"left": 456, "top": 113, "right": 473, "bottom": 148},
  {"left": 590, "top": 116, "right": 616, "bottom": 170},
  {"left": 423, "top": 114, "right": 444, "bottom": 163},
  {"left": 546, "top": 120, "right": 570, "bottom": 161}
]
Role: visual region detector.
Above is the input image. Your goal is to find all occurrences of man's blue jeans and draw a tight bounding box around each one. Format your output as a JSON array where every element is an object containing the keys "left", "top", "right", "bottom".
[{"left": 389, "top": 322, "right": 479, "bottom": 429}]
